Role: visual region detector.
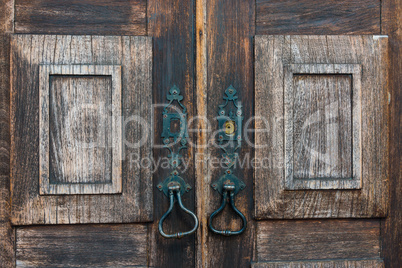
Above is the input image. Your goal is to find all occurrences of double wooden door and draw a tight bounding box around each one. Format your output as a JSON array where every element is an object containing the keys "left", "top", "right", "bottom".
[{"left": 0, "top": 0, "right": 400, "bottom": 267}]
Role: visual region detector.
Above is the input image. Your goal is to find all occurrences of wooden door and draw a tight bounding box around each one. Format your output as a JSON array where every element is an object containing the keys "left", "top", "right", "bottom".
[{"left": 0, "top": 0, "right": 400, "bottom": 267}]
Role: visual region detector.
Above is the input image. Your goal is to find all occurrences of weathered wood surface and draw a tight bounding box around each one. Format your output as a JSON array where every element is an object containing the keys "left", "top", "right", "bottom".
[
  {"left": 199, "top": 0, "right": 256, "bottom": 266},
  {"left": 195, "top": 0, "right": 208, "bottom": 266},
  {"left": 147, "top": 0, "right": 196, "bottom": 266},
  {"left": 255, "top": 35, "right": 389, "bottom": 219},
  {"left": 14, "top": 0, "right": 146, "bottom": 35},
  {"left": 0, "top": 33, "right": 14, "bottom": 268},
  {"left": 252, "top": 258, "right": 384, "bottom": 268},
  {"left": 284, "top": 64, "right": 362, "bottom": 190},
  {"left": 0, "top": 0, "right": 13, "bottom": 33},
  {"left": 11, "top": 35, "right": 153, "bottom": 225},
  {"left": 256, "top": 219, "right": 381, "bottom": 261},
  {"left": 292, "top": 74, "right": 352, "bottom": 181},
  {"left": 16, "top": 224, "right": 148, "bottom": 267},
  {"left": 39, "top": 65, "right": 122, "bottom": 195},
  {"left": 381, "top": 0, "right": 402, "bottom": 267},
  {"left": 48, "top": 75, "right": 113, "bottom": 185},
  {"left": 256, "top": 0, "right": 381, "bottom": 35}
]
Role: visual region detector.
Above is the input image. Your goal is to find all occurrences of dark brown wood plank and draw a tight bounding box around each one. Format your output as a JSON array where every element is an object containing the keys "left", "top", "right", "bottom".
[
  {"left": 14, "top": 0, "right": 147, "bottom": 35},
  {"left": 199, "top": 0, "right": 256, "bottom": 266},
  {"left": 0, "top": 33, "right": 14, "bottom": 268},
  {"left": 381, "top": 0, "right": 402, "bottom": 267},
  {"left": 16, "top": 224, "right": 148, "bottom": 267},
  {"left": 11, "top": 35, "right": 153, "bottom": 225},
  {"left": 252, "top": 258, "right": 384, "bottom": 268},
  {"left": 147, "top": 0, "right": 196, "bottom": 267},
  {"left": 257, "top": 219, "right": 381, "bottom": 262},
  {"left": 256, "top": 0, "right": 381, "bottom": 35}
]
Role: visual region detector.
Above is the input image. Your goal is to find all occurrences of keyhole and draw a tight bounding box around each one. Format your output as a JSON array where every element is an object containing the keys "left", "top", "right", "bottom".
[{"left": 225, "top": 120, "right": 235, "bottom": 136}]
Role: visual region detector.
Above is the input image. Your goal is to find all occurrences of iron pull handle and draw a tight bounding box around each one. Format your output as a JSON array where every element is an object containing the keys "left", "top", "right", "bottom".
[
  {"left": 158, "top": 185, "right": 199, "bottom": 239},
  {"left": 209, "top": 184, "right": 247, "bottom": 236}
]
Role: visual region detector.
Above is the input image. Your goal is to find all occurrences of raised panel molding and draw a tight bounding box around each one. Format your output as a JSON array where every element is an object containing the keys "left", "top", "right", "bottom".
[
  {"left": 39, "top": 65, "right": 122, "bottom": 195},
  {"left": 11, "top": 35, "right": 153, "bottom": 225},
  {"left": 255, "top": 35, "right": 389, "bottom": 219},
  {"left": 284, "top": 64, "right": 361, "bottom": 190}
]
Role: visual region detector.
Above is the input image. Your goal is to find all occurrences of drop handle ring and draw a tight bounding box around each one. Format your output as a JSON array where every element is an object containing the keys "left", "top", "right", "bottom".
[
  {"left": 158, "top": 184, "right": 199, "bottom": 239},
  {"left": 208, "top": 184, "right": 247, "bottom": 236}
]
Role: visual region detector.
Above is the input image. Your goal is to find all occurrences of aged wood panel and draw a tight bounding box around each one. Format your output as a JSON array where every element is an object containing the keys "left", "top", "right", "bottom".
[
  {"left": 39, "top": 65, "right": 122, "bottom": 195},
  {"left": 147, "top": 0, "right": 196, "bottom": 267},
  {"left": 0, "top": 34, "right": 14, "bottom": 268},
  {"left": 255, "top": 35, "right": 389, "bottom": 219},
  {"left": 257, "top": 219, "right": 381, "bottom": 261},
  {"left": 11, "top": 35, "right": 153, "bottom": 225},
  {"left": 256, "top": 0, "right": 381, "bottom": 35},
  {"left": 285, "top": 64, "right": 362, "bottom": 190},
  {"left": 292, "top": 75, "right": 352, "bottom": 181},
  {"left": 14, "top": 0, "right": 146, "bottom": 35},
  {"left": 48, "top": 75, "right": 113, "bottom": 185},
  {"left": 381, "top": 0, "right": 402, "bottom": 267},
  {"left": 252, "top": 258, "right": 384, "bottom": 268},
  {"left": 16, "top": 224, "right": 148, "bottom": 267},
  {"left": 200, "top": 0, "right": 256, "bottom": 266},
  {"left": 0, "top": 0, "right": 13, "bottom": 33}
]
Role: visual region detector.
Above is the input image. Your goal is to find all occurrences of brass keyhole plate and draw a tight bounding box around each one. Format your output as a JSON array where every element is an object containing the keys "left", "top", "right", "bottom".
[{"left": 225, "top": 120, "right": 236, "bottom": 136}]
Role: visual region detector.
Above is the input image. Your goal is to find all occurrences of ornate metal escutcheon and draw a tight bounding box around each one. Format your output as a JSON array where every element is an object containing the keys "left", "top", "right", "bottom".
[
  {"left": 209, "top": 85, "right": 247, "bottom": 236},
  {"left": 157, "top": 85, "right": 199, "bottom": 239}
]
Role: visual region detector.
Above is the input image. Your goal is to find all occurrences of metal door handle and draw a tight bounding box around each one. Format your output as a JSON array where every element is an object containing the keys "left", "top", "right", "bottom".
[
  {"left": 157, "top": 86, "right": 199, "bottom": 239},
  {"left": 209, "top": 183, "right": 247, "bottom": 236},
  {"left": 158, "top": 182, "right": 199, "bottom": 239},
  {"left": 209, "top": 86, "right": 247, "bottom": 236}
]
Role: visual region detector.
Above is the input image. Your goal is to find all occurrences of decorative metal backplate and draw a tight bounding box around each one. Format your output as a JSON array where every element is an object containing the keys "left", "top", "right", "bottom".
[
  {"left": 158, "top": 85, "right": 191, "bottom": 197},
  {"left": 212, "top": 85, "right": 245, "bottom": 195}
]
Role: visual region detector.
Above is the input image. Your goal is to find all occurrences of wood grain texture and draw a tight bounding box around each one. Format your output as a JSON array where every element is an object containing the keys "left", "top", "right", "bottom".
[
  {"left": 48, "top": 75, "right": 113, "bottom": 185},
  {"left": 252, "top": 258, "right": 384, "bottom": 268},
  {"left": 11, "top": 35, "right": 153, "bottom": 225},
  {"left": 256, "top": 219, "right": 381, "bottom": 262},
  {"left": 195, "top": 0, "right": 208, "bottom": 266},
  {"left": 255, "top": 35, "right": 389, "bottom": 219},
  {"left": 0, "top": 34, "right": 14, "bottom": 268},
  {"left": 16, "top": 224, "right": 148, "bottom": 267},
  {"left": 292, "top": 75, "right": 352, "bottom": 180},
  {"left": 284, "top": 64, "right": 362, "bottom": 190},
  {"left": 256, "top": 0, "right": 381, "bottom": 35},
  {"left": 381, "top": 0, "right": 402, "bottom": 267},
  {"left": 200, "top": 0, "right": 255, "bottom": 266},
  {"left": 0, "top": 0, "right": 13, "bottom": 33},
  {"left": 147, "top": 0, "right": 196, "bottom": 267},
  {"left": 14, "top": 0, "right": 146, "bottom": 35},
  {"left": 39, "top": 65, "right": 122, "bottom": 195}
]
